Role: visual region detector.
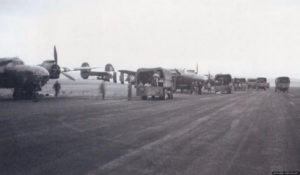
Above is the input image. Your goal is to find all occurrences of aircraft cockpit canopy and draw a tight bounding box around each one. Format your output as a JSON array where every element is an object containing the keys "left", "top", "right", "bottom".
[{"left": 0, "top": 57, "right": 24, "bottom": 67}]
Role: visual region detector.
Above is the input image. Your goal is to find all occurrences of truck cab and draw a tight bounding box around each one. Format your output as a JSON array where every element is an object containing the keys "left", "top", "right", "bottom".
[
  {"left": 275, "top": 77, "right": 290, "bottom": 93},
  {"left": 214, "top": 74, "right": 232, "bottom": 94},
  {"left": 256, "top": 77, "right": 268, "bottom": 90}
]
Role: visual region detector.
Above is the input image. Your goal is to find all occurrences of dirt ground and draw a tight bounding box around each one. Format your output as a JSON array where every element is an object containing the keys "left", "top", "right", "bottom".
[{"left": 1, "top": 81, "right": 300, "bottom": 175}]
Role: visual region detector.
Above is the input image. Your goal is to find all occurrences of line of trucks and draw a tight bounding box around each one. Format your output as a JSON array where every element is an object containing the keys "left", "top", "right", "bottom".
[{"left": 133, "top": 67, "right": 290, "bottom": 100}]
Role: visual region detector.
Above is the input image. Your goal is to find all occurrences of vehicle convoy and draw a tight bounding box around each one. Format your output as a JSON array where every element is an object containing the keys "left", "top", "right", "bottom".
[
  {"left": 214, "top": 74, "right": 232, "bottom": 94},
  {"left": 275, "top": 76, "right": 290, "bottom": 92},
  {"left": 170, "top": 69, "right": 204, "bottom": 94},
  {"left": 247, "top": 78, "right": 257, "bottom": 89},
  {"left": 233, "top": 78, "right": 247, "bottom": 91},
  {"left": 136, "top": 67, "right": 174, "bottom": 100},
  {"left": 256, "top": 77, "right": 268, "bottom": 90}
]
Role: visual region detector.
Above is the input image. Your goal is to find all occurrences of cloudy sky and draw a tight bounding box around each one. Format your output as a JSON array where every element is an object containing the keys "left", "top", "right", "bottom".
[{"left": 0, "top": 0, "right": 300, "bottom": 78}]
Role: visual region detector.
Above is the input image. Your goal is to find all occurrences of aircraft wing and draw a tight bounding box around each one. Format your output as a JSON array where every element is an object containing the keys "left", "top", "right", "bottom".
[
  {"left": 118, "top": 70, "right": 136, "bottom": 75},
  {"left": 73, "top": 67, "right": 100, "bottom": 71},
  {"left": 89, "top": 71, "right": 112, "bottom": 77}
]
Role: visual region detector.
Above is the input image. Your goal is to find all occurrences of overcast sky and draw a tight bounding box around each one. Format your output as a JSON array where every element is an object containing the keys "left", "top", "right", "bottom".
[{"left": 0, "top": 0, "right": 300, "bottom": 78}]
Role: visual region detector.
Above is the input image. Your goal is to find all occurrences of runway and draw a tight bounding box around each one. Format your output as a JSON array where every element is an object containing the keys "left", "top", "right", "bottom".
[{"left": 1, "top": 87, "right": 300, "bottom": 175}]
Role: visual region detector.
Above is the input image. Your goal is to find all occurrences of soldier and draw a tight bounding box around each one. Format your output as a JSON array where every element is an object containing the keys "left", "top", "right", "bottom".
[
  {"left": 207, "top": 81, "right": 211, "bottom": 94},
  {"left": 128, "top": 83, "right": 132, "bottom": 101},
  {"left": 198, "top": 81, "right": 202, "bottom": 95},
  {"left": 99, "top": 80, "right": 106, "bottom": 100},
  {"left": 153, "top": 71, "right": 160, "bottom": 86},
  {"left": 53, "top": 80, "right": 61, "bottom": 97}
]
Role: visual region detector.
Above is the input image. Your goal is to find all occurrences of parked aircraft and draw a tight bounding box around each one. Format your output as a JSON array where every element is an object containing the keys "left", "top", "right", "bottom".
[
  {"left": 171, "top": 69, "right": 204, "bottom": 94},
  {"left": 0, "top": 46, "right": 75, "bottom": 100},
  {"left": 74, "top": 62, "right": 117, "bottom": 83}
]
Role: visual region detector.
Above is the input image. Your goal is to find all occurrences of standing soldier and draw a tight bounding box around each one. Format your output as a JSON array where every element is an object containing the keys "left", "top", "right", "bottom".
[
  {"left": 207, "top": 81, "right": 211, "bottom": 94},
  {"left": 128, "top": 82, "right": 132, "bottom": 101},
  {"left": 99, "top": 80, "right": 106, "bottom": 100},
  {"left": 153, "top": 71, "right": 160, "bottom": 86},
  {"left": 53, "top": 80, "right": 61, "bottom": 97},
  {"left": 198, "top": 81, "right": 202, "bottom": 95}
]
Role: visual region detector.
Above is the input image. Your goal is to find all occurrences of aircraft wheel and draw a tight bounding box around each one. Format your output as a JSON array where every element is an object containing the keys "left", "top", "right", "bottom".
[{"left": 162, "top": 89, "right": 168, "bottom": 100}]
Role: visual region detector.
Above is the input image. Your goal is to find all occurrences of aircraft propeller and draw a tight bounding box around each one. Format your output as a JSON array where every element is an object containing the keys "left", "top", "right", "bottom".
[
  {"left": 53, "top": 45, "right": 75, "bottom": 81},
  {"left": 54, "top": 46, "right": 58, "bottom": 65}
]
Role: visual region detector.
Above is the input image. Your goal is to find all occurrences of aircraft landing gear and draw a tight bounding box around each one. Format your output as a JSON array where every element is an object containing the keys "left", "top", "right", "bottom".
[{"left": 13, "top": 87, "right": 39, "bottom": 101}]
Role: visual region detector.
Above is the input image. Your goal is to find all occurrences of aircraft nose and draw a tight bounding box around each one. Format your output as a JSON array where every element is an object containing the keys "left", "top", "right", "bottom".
[
  {"left": 33, "top": 66, "right": 50, "bottom": 77},
  {"left": 32, "top": 66, "right": 50, "bottom": 85}
]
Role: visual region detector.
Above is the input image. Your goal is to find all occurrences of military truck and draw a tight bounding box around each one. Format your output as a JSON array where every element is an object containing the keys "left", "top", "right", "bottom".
[
  {"left": 233, "top": 78, "right": 247, "bottom": 91},
  {"left": 256, "top": 77, "right": 268, "bottom": 90},
  {"left": 275, "top": 77, "right": 290, "bottom": 93},
  {"left": 136, "top": 67, "right": 174, "bottom": 100},
  {"left": 247, "top": 78, "right": 257, "bottom": 89},
  {"left": 214, "top": 74, "right": 232, "bottom": 94}
]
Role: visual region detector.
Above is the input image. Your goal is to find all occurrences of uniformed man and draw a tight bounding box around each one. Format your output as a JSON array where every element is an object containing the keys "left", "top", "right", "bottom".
[
  {"left": 99, "top": 80, "right": 106, "bottom": 100},
  {"left": 53, "top": 81, "right": 61, "bottom": 97},
  {"left": 198, "top": 81, "right": 202, "bottom": 95},
  {"left": 153, "top": 71, "right": 160, "bottom": 86}
]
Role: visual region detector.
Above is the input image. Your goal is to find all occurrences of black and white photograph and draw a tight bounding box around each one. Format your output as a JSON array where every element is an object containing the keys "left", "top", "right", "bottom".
[{"left": 1, "top": 0, "right": 300, "bottom": 174}]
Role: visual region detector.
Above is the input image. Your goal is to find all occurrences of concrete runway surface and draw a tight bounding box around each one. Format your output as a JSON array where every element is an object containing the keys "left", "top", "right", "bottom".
[{"left": 1, "top": 87, "right": 300, "bottom": 175}]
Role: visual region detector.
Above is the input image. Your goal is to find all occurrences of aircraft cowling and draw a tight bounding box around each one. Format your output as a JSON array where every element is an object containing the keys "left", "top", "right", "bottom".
[
  {"left": 80, "top": 62, "right": 90, "bottom": 79},
  {"left": 49, "top": 64, "right": 61, "bottom": 79},
  {"left": 105, "top": 64, "right": 115, "bottom": 72},
  {"left": 40, "top": 60, "right": 60, "bottom": 79}
]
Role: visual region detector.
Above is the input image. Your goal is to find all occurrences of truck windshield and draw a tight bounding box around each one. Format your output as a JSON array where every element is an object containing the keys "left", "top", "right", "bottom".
[
  {"left": 278, "top": 77, "right": 290, "bottom": 83},
  {"left": 215, "top": 75, "right": 232, "bottom": 85},
  {"left": 257, "top": 78, "right": 267, "bottom": 83}
]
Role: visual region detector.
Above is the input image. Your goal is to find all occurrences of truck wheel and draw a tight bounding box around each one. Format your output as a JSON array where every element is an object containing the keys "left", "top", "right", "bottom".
[
  {"left": 13, "top": 88, "right": 21, "bottom": 100},
  {"left": 170, "top": 92, "right": 174, "bottom": 99},
  {"left": 141, "top": 96, "right": 147, "bottom": 100},
  {"left": 162, "top": 89, "right": 168, "bottom": 100}
]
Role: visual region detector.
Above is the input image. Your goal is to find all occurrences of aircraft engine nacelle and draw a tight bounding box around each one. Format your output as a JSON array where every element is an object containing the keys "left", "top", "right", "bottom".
[
  {"left": 49, "top": 64, "right": 61, "bottom": 79},
  {"left": 105, "top": 64, "right": 117, "bottom": 83},
  {"left": 80, "top": 62, "right": 91, "bottom": 79},
  {"left": 105, "top": 64, "right": 115, "bottom": 72},
  {"left": 40, "top": 60, "right": 61, "bottom": 79}
]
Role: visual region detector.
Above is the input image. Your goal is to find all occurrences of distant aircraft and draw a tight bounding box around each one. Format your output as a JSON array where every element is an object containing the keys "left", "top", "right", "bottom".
[
  {"left": 74, "top": 62, "right": 117, "bottom": 83},
  {"left": 171, "top": 68, "right": 205, "bottom": 94},
  {"left": 0, "top": 46, "right": 75, "bottom": 100}
]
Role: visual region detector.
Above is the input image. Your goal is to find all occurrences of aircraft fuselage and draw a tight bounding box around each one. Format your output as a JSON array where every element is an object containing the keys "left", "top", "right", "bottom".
[{"left": 0, "top": 64, "right": 49, "bottom": 90}]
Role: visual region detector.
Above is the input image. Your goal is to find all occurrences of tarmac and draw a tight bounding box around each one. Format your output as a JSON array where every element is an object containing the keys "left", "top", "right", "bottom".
[{"left": 1, "top": 81, "right": 300, "bottom": 175}]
